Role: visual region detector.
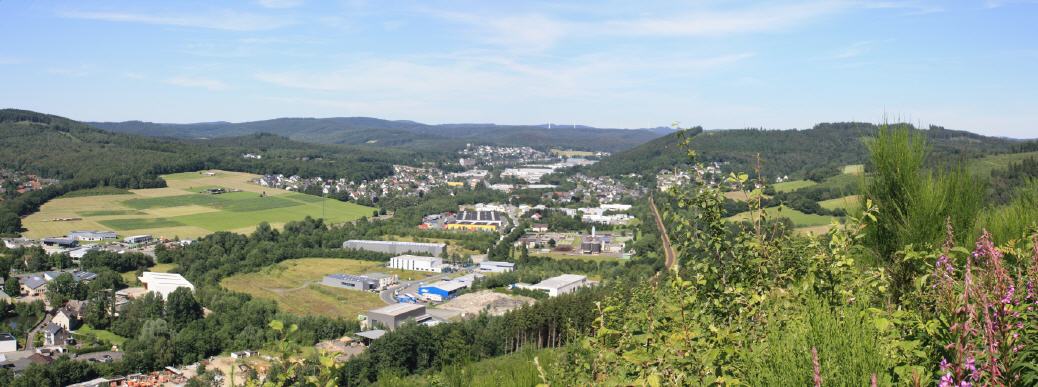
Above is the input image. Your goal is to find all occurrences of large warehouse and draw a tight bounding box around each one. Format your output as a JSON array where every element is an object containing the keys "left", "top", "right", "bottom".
[
  {"left": 444, "top": 211, "right": 506, "bottom": 232},
  {"left": 343, "top": 240, "right": 445, "bottom": 256},
  {"left": 322, "top": 273, "right": 398, "bottom": 291},
  {"left": 138, "top": 272, "right": 194, "bottom": 300},
  {"left": 519, "top": 274, "right": 590, "bottom": 297},
  {"left": 362, "top": 303, "right": 428, "bottom": 331},
  {"left": 389, "top": 255, "right": 445, "bottom": 272}
]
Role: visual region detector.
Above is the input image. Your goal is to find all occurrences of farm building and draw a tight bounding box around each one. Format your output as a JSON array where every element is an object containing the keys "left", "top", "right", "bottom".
[
  {"left": 123, "top": 235, "right": 153, "bottom": 244},
  {"left": 444, "top": 211, "right": 505, "bottom": 232},
  {"left": 361, "top": 303, "right": 428, "bottom": 331},
  {"left": 138, "top": 272, "right": 194, "bottom": 300},
  {"left": 389, "top": 255, "right": 445, "bottom": 272},
  {"left": 479, "top": 261, "right": 515, "bottom": 273},
  {"left": 67, "top": 230, "right": 117, "bottom": 241},
  {"left": 343, "top": 240, "right": 445, "bottom": 256},
  {"left": 520, "top": 274, "right": 591, "bottom": 297}
]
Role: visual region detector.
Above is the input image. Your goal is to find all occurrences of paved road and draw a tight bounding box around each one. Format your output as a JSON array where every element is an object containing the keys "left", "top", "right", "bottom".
[
  {"left": 649, "top": 194, "right": 677, "bottom": 270},
  {"left": 25, "top": 313, "right": 52, "bottom": 351}
]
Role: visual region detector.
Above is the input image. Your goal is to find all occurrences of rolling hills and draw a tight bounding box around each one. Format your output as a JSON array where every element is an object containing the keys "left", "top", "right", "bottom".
[
  {"left": 89, "top": 117, "right": 673, "bottom": 153},
  {"left": 587, "top": 122, "right": 1034, "bottom": 179}
]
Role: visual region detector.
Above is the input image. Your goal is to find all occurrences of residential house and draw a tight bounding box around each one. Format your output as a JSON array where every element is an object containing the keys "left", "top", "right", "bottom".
[
  {"left": 20, "top": 276, "right": 47, "bottom": 297},
  {"left": 43, "top": 323, "right": 68, "bottom": 346}
]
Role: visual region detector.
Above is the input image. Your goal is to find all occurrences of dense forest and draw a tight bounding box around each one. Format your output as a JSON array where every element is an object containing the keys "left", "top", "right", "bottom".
[
  {"left": 0, "top": 109, "right": 409, "bottom": 235},
  {"left": 587, "top": 122, "right": 1030, "bottom": 181},
  {"left": 90, "top": 117, "right": 670, "bottom": 153}
]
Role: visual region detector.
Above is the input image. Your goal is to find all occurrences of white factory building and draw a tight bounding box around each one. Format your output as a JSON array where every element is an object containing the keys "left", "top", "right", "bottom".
[
  {"left": 138, "top": 272, "right": 195, "bottom": 300},
  {"left": 517, "top": 274, "right": 591, "bottom": 297},
  {"left": 389, "top": 255, "right": 446, "bottom": 273},
  {"left": 478, "top": 261, "right": 515, "bottom": 273}
]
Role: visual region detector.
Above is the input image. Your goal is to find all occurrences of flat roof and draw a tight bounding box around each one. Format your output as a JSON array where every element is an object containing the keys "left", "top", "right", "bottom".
[
  {"left": 325, "top": 274, "right": 373, "bottom": 282},
  {"left": 534, "top": 274, "right": 587, "bottom": 290},
  {"left": 392, "top": 254, "right": 442, "bottom": 263},
  {"left": 346, "top": 240, "right": 445, "bottom": 247},
  {"left": 367, "top": 302, "right": 425, "bottom": 317},
  {"left": 480, "top": 261, "right": 515, "bottom": 267},
  {"left": 421, "top": 281, "right": 468, "bottom": 292},
  {"left": 138, "top": 272, "right": 193, "bottom": 288},
  {"left": 355, "top": 330, "right": 386, "bottom": 340}
]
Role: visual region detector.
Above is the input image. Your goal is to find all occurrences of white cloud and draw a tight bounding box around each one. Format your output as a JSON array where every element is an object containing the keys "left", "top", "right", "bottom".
[
  {"left": 426, "top": 1, "right": 854, "bottom": 52},
  {"left": 59, "top": 10, "right": 293, "bottom": 31},
  {"left": 257, "top": 0, "right": 304, "bottom": 9},
  {"left": 601, "top": 1, "right": 846, "bottom": 37},
  {"left": 165, "top": 76, "right": 229, "bottom": 91},
  {"left": 832, "top": 41, "right": 876, "bottom": 59}
]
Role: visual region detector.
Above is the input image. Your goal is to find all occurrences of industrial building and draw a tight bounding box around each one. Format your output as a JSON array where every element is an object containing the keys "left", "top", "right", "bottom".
[
  {"left": 343, "top": 240, "right": 445, "bottom": 256},
  {"left": 41, "top": 237, "right": 78, "bottom": 248},
  {"left": 321, "top": 273, "right": 397, "bottom": 291},
  {"left": 123, "top": 235, "right": 153, "bottom": 245},
  {"left": 444, "top": 211, "right": 506, "bottom": 232},
  {"left": 417, "top": 273, "right": 484, "bottom": 301},
  {"left": 138, "top": 272, "right": 194, "bottom": 300},
  {"left": 418, "top": 281, "right": 469, "bottom": 302},
  {"left": 67, "top": 230, "right": 117, "bottom": 241},
  {"left": 478, "top": 261, "right": 515, "bottom": 273},
  {"left": 519, "top": 274, "right": 590, "bottom": 297},
  {"left": 389, "top": 255, "right": 445, "bottom": 272},
  {"left": 361, "top": 303, "right": 428, "bottom": 331}
]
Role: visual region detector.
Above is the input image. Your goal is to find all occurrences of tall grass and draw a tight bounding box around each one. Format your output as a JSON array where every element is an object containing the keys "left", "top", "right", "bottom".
[
  {"left": 743, "top": 295, "right": 892, "bottom": 386},
  {"left": 977, "top": 179, "right": 1038, "bottom": 245}
]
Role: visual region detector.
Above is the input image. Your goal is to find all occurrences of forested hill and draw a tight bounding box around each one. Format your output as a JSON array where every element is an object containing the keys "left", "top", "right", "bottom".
[
  {"left": 89, "top": 117, "right": 670, "bottom": 153},
  {"left": 587, "top": 122, "right": 1029, "bottom": 179},
  {"left": 0, "top": 109, "right": 403, "bottom": 234}
]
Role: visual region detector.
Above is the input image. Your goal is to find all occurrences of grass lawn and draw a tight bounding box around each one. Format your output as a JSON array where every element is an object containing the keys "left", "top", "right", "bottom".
[
  {"left": 22, "top": 170, "right": 373, "bottom": 239},
  {"left": 75, "top": 324, "right": 127, "bottom": 346},
  {"left": 819, "top": 195, "right": 861, "bottom": 211},
  {"left": 220, "top": 258, "right": 431, "bottom": 318},
  {"left": 842, "top": 164, "right": 865, "bottom": 175},
  {"left": 773, "top": 180, "right": 818, "bottom": 193},
  {"left": 538, "top": 251, "right": 624, "bottom": 262},
  {"left": 121, "top": 262, "right": 177, "bottom": 284},
  {"left": 99, "top": 217, "right": 185, "bottom": 230},
  {"left": 967, "top": 151, "right": 1038, "bottom": 177},
  {"left": 726, "top": 206, "right": 835, "bottom": 227},
  {"left": 60, "top": 187, "right": 131, "bottom": 198}
]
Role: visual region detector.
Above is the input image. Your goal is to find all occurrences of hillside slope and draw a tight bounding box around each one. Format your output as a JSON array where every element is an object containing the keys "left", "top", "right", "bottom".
[
  {"left": 89, "top": 117, "right": 669, "bottom": 152},
  {"left": 588, "top": 122, "right": 1030, "bottom": 179}
]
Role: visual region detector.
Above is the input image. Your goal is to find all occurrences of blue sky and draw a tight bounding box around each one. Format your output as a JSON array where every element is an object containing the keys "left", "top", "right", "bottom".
[{"left": 1, "top": 1, "right": 1036, "bottom": 137}]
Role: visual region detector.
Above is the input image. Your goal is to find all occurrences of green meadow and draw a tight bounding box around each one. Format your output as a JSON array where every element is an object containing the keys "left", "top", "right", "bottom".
[{"left": 23, "top": 170, "right": 373, "bottom": 239}]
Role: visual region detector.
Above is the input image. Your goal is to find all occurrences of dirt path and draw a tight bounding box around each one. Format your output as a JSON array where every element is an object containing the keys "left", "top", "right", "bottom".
[
  {"left": 262, "top": 280, "right": 316, "bottom": 295},
  {"left": 649, "top": 195, "right": 677, "bottom": 270}
]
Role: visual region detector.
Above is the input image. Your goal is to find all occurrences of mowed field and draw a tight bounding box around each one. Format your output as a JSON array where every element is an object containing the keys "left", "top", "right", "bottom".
[
  {"left": 726, "top": 206, "right": 835, "bottom": 227},
  {"left": 220, "top": 258, "right": 433, "bottom": 318},
  {"left": 773, "top": 179, "right": 818, "bottom": 193},
  {"left": 23, "top": 170, "right": 373, "bottom": 240}
]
